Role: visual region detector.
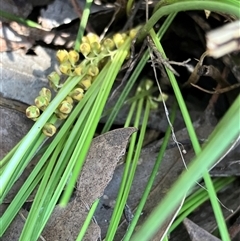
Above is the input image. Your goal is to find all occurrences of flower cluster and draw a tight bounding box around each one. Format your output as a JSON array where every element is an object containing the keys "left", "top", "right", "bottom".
[{"left": 26, "top": 27, "right": 141, "bottom": 136}]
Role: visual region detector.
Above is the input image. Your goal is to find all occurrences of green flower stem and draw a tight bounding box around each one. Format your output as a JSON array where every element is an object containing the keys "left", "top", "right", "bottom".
[
  {"left": 169, "top": 177, "right": 236, "bottom": 232},
  {"left": 137, "top": 0, "right": 240, "bottom": 43},
  {"left": 0, "top": 9, "right": 43, "bottom": 29},
  {"left": 0, "top": 166, "right": 46, "bottom": 236},
  {"left": 102, "top": 13, "right": 176, "bottom": 133},
  {"left": 74, "top": 0, "right": 93, "bottom": 51},
  {"left": 76, "top": 199, "right": 99, "bottom": 241},
  {"left": 105, "top": 96, "right": 141, "bottom": 241},
  {"left": 131, "top": 94, "right": 239, "bottom": 240},
  {"left": 149, "top": 28, "right": 231, "bottom": 241},
  {"left": 17, "top": 70, "right": 102, "bottom": 240},
  {"left": 60, "top": 37, "right": 132, "bottom": 206},
  {"left": 123, "top": 102, "right": 177, "bottom": 241},
  {"left": 0, "top": 75, "right": 83, "bottom": 199},
  {"left": 19, "top": 134, "right": 67, "bottom": 240},
  {"left": 0, "top": 141, "right": 20, "bottom": 174}
]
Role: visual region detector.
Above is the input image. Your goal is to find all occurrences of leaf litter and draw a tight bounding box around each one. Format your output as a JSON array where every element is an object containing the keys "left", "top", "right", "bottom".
[{"left": 1, "top": 127, "right": 136, "bottom": 241}]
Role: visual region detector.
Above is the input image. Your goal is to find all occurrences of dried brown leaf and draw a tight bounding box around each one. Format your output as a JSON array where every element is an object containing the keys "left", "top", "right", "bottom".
[
  {"left": 183, "top": 218, "right": 221, "bottom": 241},
  {"left": 77, "top": 127, "right": 137, "bottom": 205}
]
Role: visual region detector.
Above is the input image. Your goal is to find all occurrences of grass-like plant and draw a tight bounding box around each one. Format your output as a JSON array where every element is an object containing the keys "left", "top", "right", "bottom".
[{"left": 0, "top": 0, "right": 239, "bottom": 240}]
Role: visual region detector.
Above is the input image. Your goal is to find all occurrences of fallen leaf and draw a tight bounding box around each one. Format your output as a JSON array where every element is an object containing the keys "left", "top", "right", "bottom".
[
  {"left": 42, "top": 127, "right": 137, "bottom": 241},
  {"left": 2, "top": 127, "right": 136, "bottom": 241},
  {"left": 77, "top": 127, "right": 137, "bottom": 205},
  {"left": 183, "top": 218, "right": 221, "bottom": 241}
]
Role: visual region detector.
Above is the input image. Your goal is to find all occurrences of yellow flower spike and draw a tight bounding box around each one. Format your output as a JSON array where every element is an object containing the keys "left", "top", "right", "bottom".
[
  {"left": 59, "top": 62, "right": 72, "bottom": 75},
  {"left": 91, "top": 42, "right": 101, "bottom": 55},
  {"left": 74, "top": 64, "right": 84, "bottom": 76},
  {"left": 42, "top": 123, "right": 57, "bottom": 137},
  {"left": 55, "top": 109, "right": 69, "bottom": 120},
  {"left": 69, "top": 87, "right": 84, "bottom": 101},
  {"left": 68, "top": 50, "right": 79, "bottom": 66},
  {"left": 56, "top": 49, "right": 69, "bottom": 63},
  {"left": 65, "top": 96, "right": 74, "bottom": 104},
  {"left": 113, "top": 33, "right": 125, "bottom": 48},
  {"left": 86, "top": 33, "right": 100, "bottom": 44},
  {"left": 80, "top": 75, "right": 92, "bottom": 90},
  {"left": 39, "top": 87, "right": 51, "bottom": 102},
  {"left": 102, "top": 38, "right": 116, "bottom": 52},
  {"left": 26, "top": 105, "right": 40, "bottom": 119},
  {"left": 79, "top": 42, "right": 91, "bottom": 57},
  {"left": 35, "top": 96, "right": 49, "bottom": 111},
  {"left": 58, "top": 100, "right": 73, "bottom": 114},
  {"left": 88, "top": 65, "right": 99, "bottom": 77}
]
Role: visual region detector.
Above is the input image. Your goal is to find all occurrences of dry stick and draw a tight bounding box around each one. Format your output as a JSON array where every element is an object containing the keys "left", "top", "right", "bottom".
[
  {"left": 147, "top": 37, "right": 180, "bottom": 76},
  {"left": 99, "top": 7, "right": 120, "bottom": 41},
  {"left": 182, "top": 51, "right": 209, "bottom": 88},
  {"left": 190, "top": 82, "right": 240, "bottom": 94}
]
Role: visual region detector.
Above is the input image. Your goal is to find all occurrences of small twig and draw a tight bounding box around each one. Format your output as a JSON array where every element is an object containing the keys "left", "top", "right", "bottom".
[
  {"left": 182, "top": 51, "right": 209, "bottom": 88},
  {"left": 147, "top": 36, "right": 179, "bottom": 76},
  {"left": 191, "top": 82, "right": 240, "bottom": 94},
  {"left": 100, "top": 6, "right": 120, "bottom": 41}
]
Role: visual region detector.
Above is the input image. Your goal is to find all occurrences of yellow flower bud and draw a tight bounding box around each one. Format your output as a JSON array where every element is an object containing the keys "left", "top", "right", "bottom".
[
  {"left": 91, "top": 42, "right": 101, "bottom": 55},
  {"left": 88, "top": 65, "right": 99, "bottom": 77},
  {"left": 39, "top": 87, "right": 51, "bottom": 102},
  {"left": 58, "top": 100, "right": 73, "bottom": 114},
  {"left": 68, "top": 50, "right": 79, "bottom": 66},
  {"left": 48, "top": 71, "right": 61, "bottom": 91},
  {"left": 80, "top": 43, "right": 91, "bottom": 57},
  {"left": 145, "top": 79, "right": 154, "bottom": 90},
  {"left": 113, "top": 33, "right": 125, "bottom": 48},
  {"left": 129, "top": 27, "right": 139, "bottom": 39},
  {"left": 65, "top": 96, "right": 74, "bottom": 104},
  {"left": 26, "top": 105, "right": 40, "bottom": 119},
  {"left": 55, "top": 109, "right": 68, "bottom": 119},
  {"left": 129, "top": 25, "right": 142, "bottom": 39},
  {"left": 149, "top": 99, "right": 159, "bottom": 110},
  {"left": 102, "top": 38, "right": 115, "bottom": 52},
  {"left": 59, "top": 62, "right": 72, "bottom": 75},
  {"left": 80, "top": 75, "right": 92, "bottom": 90},
  {"left": 42, "top": 123, "right": 57, "bottom": 137},
  {"left": 74, "top": 64, "right": 84, "bottom": 76},
  {"left": 35, "top": 96, "right": 49, "bottom": 111},
  {"left": 69, "top": 88, "right": 84, "bottom": 101},
  {"left": 56, "top": 49, "right": 69, "bottom": 63},
  {"left": 82, "top": 36, "right": 89, "bottom": 43},
  {"left": 86, "top": 33, "right": 99, "bottom": 44}
]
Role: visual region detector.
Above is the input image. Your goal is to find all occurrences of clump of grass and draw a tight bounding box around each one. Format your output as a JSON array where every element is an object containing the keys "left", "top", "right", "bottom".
[{"left": 1, "top": 0, "right": 239, "bottom": 240}]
